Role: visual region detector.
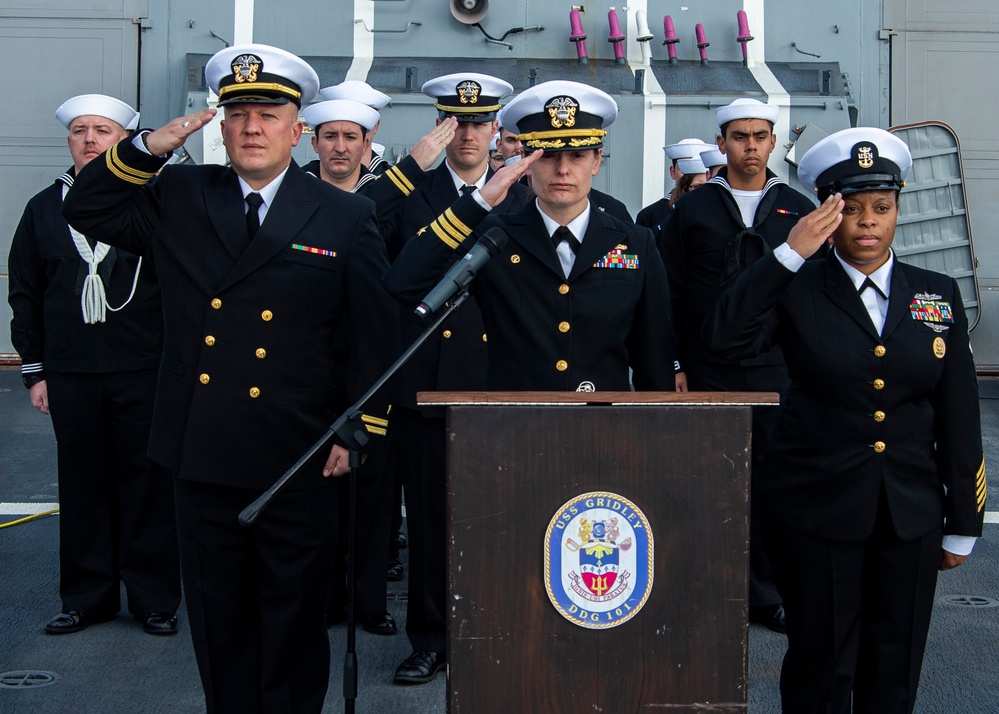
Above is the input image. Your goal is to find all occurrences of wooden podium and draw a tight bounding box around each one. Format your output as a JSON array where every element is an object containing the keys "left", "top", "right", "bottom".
[{"left": 417, "top": 391, "right": 777, "bottom": 714}]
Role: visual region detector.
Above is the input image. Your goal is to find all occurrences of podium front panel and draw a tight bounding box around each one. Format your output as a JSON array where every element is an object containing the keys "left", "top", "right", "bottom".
[{"left": 445, "top": 404, "right": 751, "bottom": 714}]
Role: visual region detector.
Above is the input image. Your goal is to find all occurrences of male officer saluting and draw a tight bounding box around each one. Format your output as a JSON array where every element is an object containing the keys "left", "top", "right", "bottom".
[
  {"left": 63, "top": 44, "right": 397, "bottom": 712},
  {"left": 660, "top": 97, "right": 818, "bottom": 633},
  {"left": 386, "top": 80, "right": 676, "bottom": 393},
  {"left": 8, "top": 94, "right": 181, "bottom": 637},
  {"left": 382, "top": 71, "right": 533, "bottom": 686}
]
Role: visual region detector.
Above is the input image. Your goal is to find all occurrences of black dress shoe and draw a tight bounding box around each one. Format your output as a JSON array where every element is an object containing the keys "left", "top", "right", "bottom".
[
  {"left": 142, "top": 612, "right": 178, "bottom": 636},
  {"left": 748, "top": 604, "right": 786, "bottom": 634},
  {"left": 393, "top": 650, "right": 446, "bottom": 685},
  {"left": 395, "top": 530, "right": 408, "bottom": 550},
  {"left": 360, "top": 611, "right": 397, "bottom": 636},
  {"left": 44, "top": 610, "right": 113, "bottom": 635},
  {"left": 387, "top": 557, "right": 405, "bottom": 582}
]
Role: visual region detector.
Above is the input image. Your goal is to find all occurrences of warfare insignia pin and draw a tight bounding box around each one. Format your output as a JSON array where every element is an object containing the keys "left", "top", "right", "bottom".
[
  {"left": 933, "top": 336, "right": 946, "bottom": 359},
  {"left": 576, "top": 381, "right": 595, "bottom": 392},
  {"left": 546, "top": 96, "right": 579, "bottom": 129},
  {"left": 456, "top": 80, "right": 481, "bottom": 105},
  {"left": 544, "top": 492, "right": 654, "bottom": 629},
  {"left": 232, "top": 54, "right": 261, "bottom": 84}
]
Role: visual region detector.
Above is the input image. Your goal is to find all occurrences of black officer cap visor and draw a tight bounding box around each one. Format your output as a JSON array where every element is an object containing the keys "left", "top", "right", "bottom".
[
  {"left": 516, "top": 110, "right": 606, "bottom": 153},
  {"left": 815, "top": 158, "right": 904, "bottom": 201},
  {"left": 217, "top": 72, "right": 304, "bottom": 108},
  {"left": 436, "top": 109, "right": 498, "bottom": 123}
]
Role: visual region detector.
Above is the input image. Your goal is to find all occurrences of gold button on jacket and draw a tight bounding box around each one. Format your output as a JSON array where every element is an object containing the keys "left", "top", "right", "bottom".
[
  {"left": 249, "top": 387, "right": 261, "bottom": 398},
  {"left": 556, "top": 360, "right": 568, "bottom": 371},
  {"left": 261, "top": 310, "right": 273, "bottom": 321},
  {"left": 255, "top": 348, "right": 267, "bottom": 359},
  {"left": 874, "top": 411, "right": 886, "bottom": 423},
  {"left": 199, "top": 373, "right": 210, "bottom": 384},
  {"left": 211, "top": 298, "right": 222, "bottom": 309},
  {"left": 874, "top": 441, "right": 886, "bottom": 453},
  {"left": 873, "top": 379, "right": 885, "bottom": 390},
  {"left": 205, "top": 335, "right": 216, "bottom": 346},
  {"left": 874, "top": 345, "right": 886, "bottom": 357},
  {"left": 558, "top": 321, "right": 570, "bottom": 333}
]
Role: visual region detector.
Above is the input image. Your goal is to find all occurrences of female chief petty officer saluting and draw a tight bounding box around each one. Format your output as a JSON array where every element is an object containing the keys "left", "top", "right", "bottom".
[{"left": 703, "top": 127, "right": 986, "bottom": 714}]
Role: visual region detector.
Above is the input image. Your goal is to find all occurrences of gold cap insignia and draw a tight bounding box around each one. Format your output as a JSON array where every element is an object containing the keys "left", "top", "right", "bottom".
[
  {"left": 546, "top": 96, "right": 579, "bottom": 129},
  {"left": 456, "top": 80, "right": 481, "bottom": 105},
  {"left": 232, "top": 54, "right": 262, "bottom": 84}
]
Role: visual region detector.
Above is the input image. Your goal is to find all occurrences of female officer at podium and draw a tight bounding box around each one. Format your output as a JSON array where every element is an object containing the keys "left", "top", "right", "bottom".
[{"left": 703, "top": 127, "right": 986, "bottom": 713}]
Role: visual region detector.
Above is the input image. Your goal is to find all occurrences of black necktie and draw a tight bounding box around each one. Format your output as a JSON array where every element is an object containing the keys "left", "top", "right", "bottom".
[
  {"left": 460, "top": 184, "right": 476, "bottom": 195},
  {"left": 552, "top": 226, "right": 581, "bottom": 255},
  {"left": 245, "top": 192, "right": 264, "bottom": 240},
  {"left": 860, "top": 277, "right": 887, "bottom": 300}
]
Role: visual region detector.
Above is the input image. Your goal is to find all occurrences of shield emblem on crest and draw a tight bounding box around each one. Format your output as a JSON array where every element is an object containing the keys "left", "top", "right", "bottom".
[{"left": 578, "top": 520, "right": 619, "bottom": 596}]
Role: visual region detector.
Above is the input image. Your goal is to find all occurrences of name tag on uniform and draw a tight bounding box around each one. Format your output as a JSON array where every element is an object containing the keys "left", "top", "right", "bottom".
[
  {"left": 291, "top": 244, "right": 336, "bottom": 258},
  {"left": 594, "top": 248, "right": 639, "bottom": 269}
]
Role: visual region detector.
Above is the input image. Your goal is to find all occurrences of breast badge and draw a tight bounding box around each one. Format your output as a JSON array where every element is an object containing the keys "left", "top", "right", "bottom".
[
  {"left": 933, "top": 336, "right": 946, "bottom": 359},
  {"left": 544, "top": 492, "right": 654, "bottom": 629}
]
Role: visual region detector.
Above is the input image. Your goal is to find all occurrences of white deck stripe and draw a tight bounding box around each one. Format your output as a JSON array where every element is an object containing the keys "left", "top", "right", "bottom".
[{"left": 1, "top": 503, "right": 60, "bottom": 515}]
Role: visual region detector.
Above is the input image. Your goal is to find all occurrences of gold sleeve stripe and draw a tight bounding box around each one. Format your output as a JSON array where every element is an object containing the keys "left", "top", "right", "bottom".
[
  {"left": 441, "top": 207, "right": 472, "bottom": 236},
  {"left": 429, "top": 207, "right": 473, "bottom": 249},
  {"left": 361, "top": 414, "right": 389, "bottom": 428},
  {"left": 106, "top": 144, "right": 155, "bottom": 185},
  {"left": 431, "top": 221, "right": 460, "bottom": 250},
  {"left": 384, "top": 166, "right": 413, "bottom": 196},
  {"left": 386, "top": 165, "right": 415, "bottom": 193},
  {"left": 976, "top": 458, "right": 987, "bottom": 511},
  {"left": 363, "top": 424, "right": 388, "bottom": 436}
]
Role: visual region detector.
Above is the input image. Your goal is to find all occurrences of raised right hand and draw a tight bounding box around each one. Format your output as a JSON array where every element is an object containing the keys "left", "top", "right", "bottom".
[
  {"left": 785, "top": 193, "right": 844, "bottom": 260},
  {"left": 142, "top": 109, "right": 218, "bottom": 157}
]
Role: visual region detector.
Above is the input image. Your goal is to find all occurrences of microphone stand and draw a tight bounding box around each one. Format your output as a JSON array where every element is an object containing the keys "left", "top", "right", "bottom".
[{"left": 238, "top": 289, "right": 471, "bottom": 713}]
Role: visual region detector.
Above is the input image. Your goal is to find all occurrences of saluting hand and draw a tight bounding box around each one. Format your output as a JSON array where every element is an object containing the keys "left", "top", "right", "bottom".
[
  {"left": 142, "top": 108, "right": 218, "bottom": 158},
  {"left": 785, "top": 193, "right": 844, "bottom": 260},
  {"left": 410, "top": 117, "right": 459, "bottom": 171},
  {"left": 477, "top": 148, "right": 542, "bottom": 208}
]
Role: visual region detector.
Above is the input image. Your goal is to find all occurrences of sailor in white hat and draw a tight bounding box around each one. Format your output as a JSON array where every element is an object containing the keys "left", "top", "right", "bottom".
[
  {"left": 659, "top": 94, "right": 818, "bottom": 633},
  {"left": 699, "top": 146, "right": 727, "bottom": 178},
  {"left": 665, "top": 156, "right": 708, "bottom": 210},
  {"left": 303, "top": 99, "right": 381, "bottom": 192},
  {"left": 320, "top": 80, "right": 392, "bottom": 174},
  {"left": 636, "top": 137, "right": 712, "bottom": 231},
  {"left": 63, "top": 43, "right": 400, "bottom": 711},
  {"left": 8, "top": 91, "right": 181, "bottom": 641},
  {"left": 703, "top": 125, "right": 983, "bottom": 714}
]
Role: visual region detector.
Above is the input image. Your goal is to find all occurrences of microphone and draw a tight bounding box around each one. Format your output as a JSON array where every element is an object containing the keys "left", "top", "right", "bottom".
[{"left": 415, "top": 227, "right": 509, "bottom": 317}]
